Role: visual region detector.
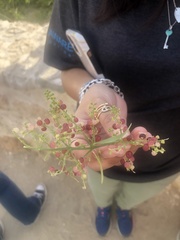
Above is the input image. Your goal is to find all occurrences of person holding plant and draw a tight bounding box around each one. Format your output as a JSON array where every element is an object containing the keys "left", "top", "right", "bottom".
[
  {"left": 0, "top": 171, "right": 47, "bottom": 239},
  {"left": 44, "top": 0, "right": 180, "bottom": 237}
]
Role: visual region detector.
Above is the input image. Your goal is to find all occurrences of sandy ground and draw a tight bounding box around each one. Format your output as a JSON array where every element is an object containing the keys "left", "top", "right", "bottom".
[{"left": 0, "top": 20, "right": 180, "bottom": 240}]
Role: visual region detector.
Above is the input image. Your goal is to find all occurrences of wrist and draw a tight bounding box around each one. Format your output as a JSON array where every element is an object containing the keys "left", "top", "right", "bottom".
[{"left": 79, "top": 78, "right": 124, "bottom": 103}]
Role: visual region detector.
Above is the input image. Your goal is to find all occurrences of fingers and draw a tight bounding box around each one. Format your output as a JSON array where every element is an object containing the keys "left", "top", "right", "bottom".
[
  {"left": 130, "top": 126, "right": 152, "bottom": 141},
  {"left": 129, "top": 126, "right": 153, "bottom": 153},
  {"left": 100, "top": 126, "right": 153, "bottom": 159},
  {"left": 95, "top": 96, "right": 128, "bottom": 137}
]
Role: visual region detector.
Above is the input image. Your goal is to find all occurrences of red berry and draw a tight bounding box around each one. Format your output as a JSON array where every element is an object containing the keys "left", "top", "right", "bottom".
[
  {"left": 85, "top": 124, "right": 92, "bottom": 131},
  {"left": 142, "top": 144, "right": 150, "bottom": 151},
  {"left": 37, "top": 120, "right": 43, "bottom": 126},
  {"left": 75, "top": 141, "right": 80, "bottom": 146},
  {"left": 126, "top": 135, "right": 132, "bottom": 141},
  {"left": 62, "top": 123, "right": 69, "bottom": 131},
  {"left": 120, "top": 118, "right": 126, "bottom": 124},
  {"left": 60, "top": 104, "right": 67, "bottom": 110},
  {"left": 120, "top": 158, "right": 125, "bottom": 165},
  {"left": 74, "top": 117, "right": 79, "bottom": 123},
  {"left": 112, "top": 123, "right": 118, "bottom": 129},
  {"left": 71, "top": 133, "right": 75, "bottom": 138},
  {"left": 44, "top": 118, "right": 50, "bottom": 125},
  {"left": 79, "top": 157, "right": 85, "bottom": 163},
  {"left": 41, "top": 126, "right": 47, "bottom": 131},
  {"left": 81, "top": 125, "right": 87, "bottom": 131},
  {"left": 126, "top": 151, "right": 133, "bottom": 159},
  {"left": 95, "top": 135, "right": 101, "bottom": 142}
]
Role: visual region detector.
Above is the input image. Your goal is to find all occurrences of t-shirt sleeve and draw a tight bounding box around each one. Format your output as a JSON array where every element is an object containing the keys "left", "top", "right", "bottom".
[{"left": 44, "top": 0, "right": 83, "bottom": 70}]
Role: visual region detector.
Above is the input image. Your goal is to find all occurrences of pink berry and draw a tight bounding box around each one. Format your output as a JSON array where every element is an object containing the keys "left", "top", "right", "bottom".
[
  {"left": 124, "top": 161, "right": 132, "bottom": 169},
  {"left": 49, "top": 166, "right": 56, "bottom": 173},
  {"left": 49, "top": 141, "right": 56, "bottom": 149},
  {"left": 55, "top": 152, "right": 61, "bottom": 158},
  {"left": 123, "top": 126, "right": 128, "bottom": 132},
  {"left": 129, "top": 156, "right": 135, "bottom": 162},
  {"left": 73, "top": 167, "right": 81, "bottom": 176},
  {"left": 148, "top": 140, "right": 155, "bottom": 147}
]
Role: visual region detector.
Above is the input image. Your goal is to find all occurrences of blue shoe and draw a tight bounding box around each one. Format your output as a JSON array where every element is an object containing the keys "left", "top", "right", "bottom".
[
  {"left": 33, "top": 183, "right": 47, "bottom": 208},
  {"left": 116, "top": 207, "right": 133, "bottom": 237},
  {"left": 95, "top": 206, "right": 111, "bottom": 236}
]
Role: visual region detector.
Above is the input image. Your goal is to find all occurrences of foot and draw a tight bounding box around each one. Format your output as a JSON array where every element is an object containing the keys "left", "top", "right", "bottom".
[
  {"left": 95, "top": 206, "right": 111, "bottom": 236},
  {"left": 0, "top": 221, "right": 4, "bottom": 240},
  {"left": 33, "top": 184, "right": 47, "bottom": 208},
  {"left": 116, "top": 207, "right": 133, "bottom": 237}
]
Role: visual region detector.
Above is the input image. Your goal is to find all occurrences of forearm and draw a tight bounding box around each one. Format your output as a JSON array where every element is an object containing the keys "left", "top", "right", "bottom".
[{"left": 61, "top": 68, "right": 93, "bottom": 101}]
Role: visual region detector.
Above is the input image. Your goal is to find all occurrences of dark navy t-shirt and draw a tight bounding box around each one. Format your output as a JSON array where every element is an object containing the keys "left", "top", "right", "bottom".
[{"left": 44, "top": 0, "right": 180, "bottom": 182}]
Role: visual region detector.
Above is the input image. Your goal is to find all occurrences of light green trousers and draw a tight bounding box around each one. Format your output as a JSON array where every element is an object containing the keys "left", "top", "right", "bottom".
[{"left": 87, "top": 168, "right": 179, "bottom": 210}]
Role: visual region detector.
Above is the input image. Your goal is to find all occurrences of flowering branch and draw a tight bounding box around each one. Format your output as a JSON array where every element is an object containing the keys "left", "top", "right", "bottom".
[{"left": 12, "top": 90, "right": 168, "bottom": 189}]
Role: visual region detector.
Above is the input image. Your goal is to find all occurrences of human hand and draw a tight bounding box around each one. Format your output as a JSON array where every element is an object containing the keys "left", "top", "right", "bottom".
[
  {"left": 74, "top": 84, "right": 153, "bottom": 171},
  {"left": 76, "top": 83, "right": 127, "bottom": 134}
]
